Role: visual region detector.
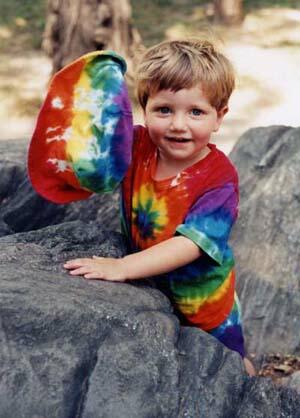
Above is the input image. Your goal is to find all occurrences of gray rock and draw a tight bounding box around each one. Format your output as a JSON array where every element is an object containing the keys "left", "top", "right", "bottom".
[
  {"left": 229, "top": 126, "right": 300, "bottom": 356},
  {"left": 0, "top": 139, "right": 27, "bottom": 202},
  {"left": 284, "top": 372, "right": 300, "bottom": 396},
  {"left": 236, "top": 378, "right": 300, "bottom": 418},
  {"left": 0, "top": 221, "right": 299, "bottom": 417},
  {"left": 0, "top": 139, "right": 120, "bottom": 235}
]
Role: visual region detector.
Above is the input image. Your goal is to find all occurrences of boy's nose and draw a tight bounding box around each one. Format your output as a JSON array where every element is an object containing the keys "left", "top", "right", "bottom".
[{"left": 170, "top": 114, "right": 187, "bottom": 131}]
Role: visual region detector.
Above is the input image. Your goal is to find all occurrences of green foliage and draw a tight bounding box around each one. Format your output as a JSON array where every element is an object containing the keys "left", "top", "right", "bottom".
[
  {"left": 150, "top": 0, "right": 173, "bottom": 5},
  {"left": 244, "top": 0, "right": 300, "bottom": 10},
  {"left": 0, "top": 0, "right": 46, "bottom": 50},
  {"left": 131, "top": 0, "right": 208, "bottom": 46}
]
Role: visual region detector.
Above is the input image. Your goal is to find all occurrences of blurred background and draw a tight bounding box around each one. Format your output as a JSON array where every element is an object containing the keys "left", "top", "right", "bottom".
[{"left": 1, "top": 0, "right": 299, "bottom": 153}]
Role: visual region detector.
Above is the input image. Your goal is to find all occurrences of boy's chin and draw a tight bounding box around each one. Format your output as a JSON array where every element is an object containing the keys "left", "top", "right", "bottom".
[{"left": 162, "top": 146, "right": 211, "bottom": 165}]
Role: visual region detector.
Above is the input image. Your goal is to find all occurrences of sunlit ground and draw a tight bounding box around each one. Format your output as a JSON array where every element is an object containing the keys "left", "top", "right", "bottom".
[
  {"left": 1, "top": 7, "right": 300, "bottom": 155},
  {"left": 0, "top": 51, "right": 50, "bottom": 140}
]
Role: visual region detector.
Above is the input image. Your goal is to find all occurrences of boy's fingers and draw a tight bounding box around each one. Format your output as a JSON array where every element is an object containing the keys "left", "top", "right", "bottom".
[
  {"left": 64, "top": 263, "right": 75, "bottom": 269},
  {"left": 84, "top": 272, "right": 103, "bottom": 280},
  {"left": 69, "top": 266, "right": 91, "bottom": 276},
  {"left": 64, "top": 258, "right": 92, "bottom": 268}
]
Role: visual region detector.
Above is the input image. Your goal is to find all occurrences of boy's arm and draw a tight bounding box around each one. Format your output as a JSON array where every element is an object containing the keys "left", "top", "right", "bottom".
[{"left": 64, "top": 236, "right": 201, "bottom": 281}]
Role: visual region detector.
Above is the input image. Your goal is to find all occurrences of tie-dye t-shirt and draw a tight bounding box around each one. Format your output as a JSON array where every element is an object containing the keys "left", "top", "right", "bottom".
[{"left": 122, "top": 125, "right": 239, "bottom": 332}]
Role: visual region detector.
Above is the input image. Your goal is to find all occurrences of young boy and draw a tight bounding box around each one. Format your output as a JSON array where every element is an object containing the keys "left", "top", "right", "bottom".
[{"left": 63, "top": 39, "right": 254, "bottom": 374}]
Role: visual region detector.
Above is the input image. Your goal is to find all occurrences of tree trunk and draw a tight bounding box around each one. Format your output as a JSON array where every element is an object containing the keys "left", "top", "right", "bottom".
[
  {"left": 214, "top": 0, "right": 243, "bottom": 25},
  {"left": 42, "top": 0, "right": 142, "bottom": 82}
]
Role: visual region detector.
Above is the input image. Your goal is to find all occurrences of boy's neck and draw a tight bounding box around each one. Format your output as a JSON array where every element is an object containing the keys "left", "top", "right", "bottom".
[{"left": 154, "top": 146, "right": 211, "bottom": 181}]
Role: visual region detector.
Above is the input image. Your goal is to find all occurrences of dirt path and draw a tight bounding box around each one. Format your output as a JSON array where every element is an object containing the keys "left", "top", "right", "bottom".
[
  {"left": 0, "top": 51, "right": 51, "bottom": 140},
  {"left": 217, "top": 7, "right": 300, "bottom": 153},
  {"left": 1, "top": 7, "right": 299, "bottom": 155}
]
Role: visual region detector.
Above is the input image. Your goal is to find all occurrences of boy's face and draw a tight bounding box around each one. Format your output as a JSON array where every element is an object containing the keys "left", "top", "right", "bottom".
[{"left": 143, "top": 85, "right": 227, "bottom": 167}]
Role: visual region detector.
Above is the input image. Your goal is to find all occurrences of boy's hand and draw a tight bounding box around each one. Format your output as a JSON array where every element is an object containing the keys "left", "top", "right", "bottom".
[
  {"left": 64, "top": 236, "right": 201, "bottom": 282},
  {"left": 64, "top": 256, "right": 127, "bottom": 281}
]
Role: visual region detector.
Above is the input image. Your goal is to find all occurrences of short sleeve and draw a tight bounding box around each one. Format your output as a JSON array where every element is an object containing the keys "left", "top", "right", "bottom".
[{"left": 176, "top": 183, "right": 238, "bottom": 265}]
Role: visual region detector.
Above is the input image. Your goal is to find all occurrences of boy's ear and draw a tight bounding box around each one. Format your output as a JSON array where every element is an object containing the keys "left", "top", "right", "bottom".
[{"left": 213, "top": 105, "right": 228, "bottom": 132}]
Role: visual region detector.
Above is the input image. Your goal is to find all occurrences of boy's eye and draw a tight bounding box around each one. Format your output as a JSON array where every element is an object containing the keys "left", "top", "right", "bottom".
[
  {"left": 191, "top": 108, "right": 203, "bottom": 116},
  {"left": 158, "top": 106, "right": 171, "bottom": 114}
]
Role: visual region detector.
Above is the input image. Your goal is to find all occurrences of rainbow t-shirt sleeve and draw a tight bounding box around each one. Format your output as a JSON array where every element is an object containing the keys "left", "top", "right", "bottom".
[
  {"left": 28, "top": 50, "right": 133, "bottom": 203},
  {"left": 176, "top": 184, "right": 238, "bottom": 265}
]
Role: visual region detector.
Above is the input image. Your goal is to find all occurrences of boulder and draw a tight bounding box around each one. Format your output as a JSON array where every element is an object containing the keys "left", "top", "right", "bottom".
[
  {"left": 0, "top": 221, "right": 299, "bottom": 417},
  {"left": 285, "top": 372, "right": 300, "bottom": 396},
  {"left": 229, "top": 126, "right": 300, "bottom": 357},
  {"left": 0, "top": 139, "right": 120, "bottom": 235},
  {"left": 0, "top": 139, "right": 27, "bottom": 207}
]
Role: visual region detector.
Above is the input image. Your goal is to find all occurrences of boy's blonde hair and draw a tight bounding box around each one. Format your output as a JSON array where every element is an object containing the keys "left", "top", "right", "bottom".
[{"left": 136, "top": 39, "right": 235, "bottom": 111}]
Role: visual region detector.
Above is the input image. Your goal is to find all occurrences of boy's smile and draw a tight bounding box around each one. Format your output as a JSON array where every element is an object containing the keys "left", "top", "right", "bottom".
[{"left": 144, "top": 85, "right": 227, "bottom": 173}]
